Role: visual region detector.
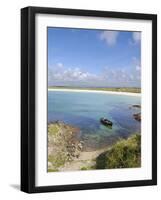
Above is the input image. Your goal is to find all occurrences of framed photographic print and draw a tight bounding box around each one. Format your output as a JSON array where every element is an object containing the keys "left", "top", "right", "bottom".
[{"left": 21, "top": 6, "right": 157, "bottom": 193}]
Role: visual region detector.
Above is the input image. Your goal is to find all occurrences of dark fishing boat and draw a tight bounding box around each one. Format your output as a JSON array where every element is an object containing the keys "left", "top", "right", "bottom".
[{"left": 100, "top": 117, "right": 113, "bottom": 126}]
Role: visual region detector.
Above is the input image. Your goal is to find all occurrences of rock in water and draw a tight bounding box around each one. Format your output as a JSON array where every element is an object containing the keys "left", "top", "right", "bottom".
[
  {"left": 132, "top": 104, "right": 141, "bottom": 108},
  {"left": 133, "top": 113, "right": 141, "bottom": 122}
]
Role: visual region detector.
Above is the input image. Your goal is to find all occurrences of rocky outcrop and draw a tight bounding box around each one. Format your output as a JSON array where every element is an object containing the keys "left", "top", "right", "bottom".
[
  {"left": 48, "top": 121, "right": 83, "bottom": 172},
  {"left": 129, "top": 104, "right": 141, "bottom": 109},
  {"left": 129, "top": 104, "right": 141, "bottom": 122},
  {"left": 133, "top": 113, "right": 141, "bottom": 122},
  {"left": 132, "top": 104, "right": 141, "bottom": 108}
]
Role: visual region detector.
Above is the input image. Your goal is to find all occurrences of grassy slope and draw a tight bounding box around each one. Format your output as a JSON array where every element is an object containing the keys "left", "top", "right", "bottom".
[
  {"left": 96, "top": 134, "right": 141, "bottom": 169},
  {"left": 48, "top": 86, "right": 141, "bottom": 93}
]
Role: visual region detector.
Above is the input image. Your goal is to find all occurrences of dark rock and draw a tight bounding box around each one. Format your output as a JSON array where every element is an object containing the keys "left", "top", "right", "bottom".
[
  {"left": 132, "top": 105, "right": 141, "bottom": 108},
  {"left": 133, "top": 113, "right": 141, "bottom": 122}
]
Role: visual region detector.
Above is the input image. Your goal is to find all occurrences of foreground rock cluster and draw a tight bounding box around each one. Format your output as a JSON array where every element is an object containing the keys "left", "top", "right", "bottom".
[{"left": 48, "top": 121, "right": 83, "bottom": 172}]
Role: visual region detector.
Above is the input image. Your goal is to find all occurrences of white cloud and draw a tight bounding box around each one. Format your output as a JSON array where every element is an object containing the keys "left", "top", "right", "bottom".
[
  {"left": 103, "top": 67, "right": 134, "bottom": 84},
  {"left": 100, "top": 31, "right": 119, "bottom": 46},
  {"left": 132, "top": 57, "right": 141, "bottom": 71},
  {"left": 48, "top": 59, "right": 141, "bottom": 87},
  {"left": 136, "top": 65, "right": 141, "bottom": 71},
  {"left": 132, "top": 32, "right": 141, "bottom": 43},
  {"left": 129, "top": 32, "right": 141, "bottom": 45},
  {"left": 57, "top": 62, "right": 63, "bottom": 67},
  {"left": 130, "top": 74, "right": 134, "bottom": 80},
  {"left": 48, "top": 63, "right": 100, "bottom": 86},
  {"left": 103, "top": 56, "right": 141, "bottom": 86}
]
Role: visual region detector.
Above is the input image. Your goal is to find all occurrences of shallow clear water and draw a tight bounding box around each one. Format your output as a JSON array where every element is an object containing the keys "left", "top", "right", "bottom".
[{"left": 48, "top": 91, "right": 141, "bottom": 150}]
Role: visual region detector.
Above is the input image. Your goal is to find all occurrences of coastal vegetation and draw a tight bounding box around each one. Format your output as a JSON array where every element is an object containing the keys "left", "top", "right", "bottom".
[
  {"left": 48, "top": 86, "right": 141, "bottom": 93},
  {"left": 48, "top": 121, "right": 141, "bottom": 171},
  {"left": 96, "top": 134, "right": 141, "bottom": 169}
]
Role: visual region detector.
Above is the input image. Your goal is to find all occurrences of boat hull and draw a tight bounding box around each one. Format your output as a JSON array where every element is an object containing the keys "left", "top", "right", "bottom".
[{"left": 100, "top": 118, "right": 113, "bottom": 126}]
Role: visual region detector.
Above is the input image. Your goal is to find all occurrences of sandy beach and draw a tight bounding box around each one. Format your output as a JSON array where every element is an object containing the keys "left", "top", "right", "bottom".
[{"left": 48, "top": 88, "right": 141, "bottom": 97}]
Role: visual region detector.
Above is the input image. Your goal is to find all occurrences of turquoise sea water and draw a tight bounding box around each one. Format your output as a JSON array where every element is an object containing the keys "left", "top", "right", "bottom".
[{"left": 48, "top": 91, "right": 141, "bottom": 150}]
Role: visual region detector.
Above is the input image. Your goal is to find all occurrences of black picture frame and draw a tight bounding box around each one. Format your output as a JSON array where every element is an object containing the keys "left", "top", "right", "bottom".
[{"left": 21, "top": 6, "right": 157, "bottom": 193}]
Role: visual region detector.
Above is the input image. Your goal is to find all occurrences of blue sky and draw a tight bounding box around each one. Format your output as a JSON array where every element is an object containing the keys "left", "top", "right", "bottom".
[{"left": 48, "top": 27, "right": 141, "bottom": 87}]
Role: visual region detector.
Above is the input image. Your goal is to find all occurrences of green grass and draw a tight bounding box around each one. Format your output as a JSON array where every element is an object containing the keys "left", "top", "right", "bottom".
[
  {"left": 96, "top": 134, "right": 141, "bottom": 169},
  {"left": 80, "top": 166, "right": 89, "bottom": 170},
  {"left": 48, "top": 123, "right": 59, "bottom": 136},
  {"left": 47, "top": 169, "right": 58, "bottom": 172},
  {"left": 80, "top": 166, "right": 95, "bottom": 170},
  {"left": 48, "top": 152, "right": 68, "bottom": 170},
  {"left": 48, "top": 86, "right": 141, "bottom": 93}
]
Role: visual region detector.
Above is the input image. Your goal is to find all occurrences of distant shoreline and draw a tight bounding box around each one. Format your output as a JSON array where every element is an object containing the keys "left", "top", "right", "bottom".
[{"left": 48, "top": 88, "right": 141, "bottom": 97}]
